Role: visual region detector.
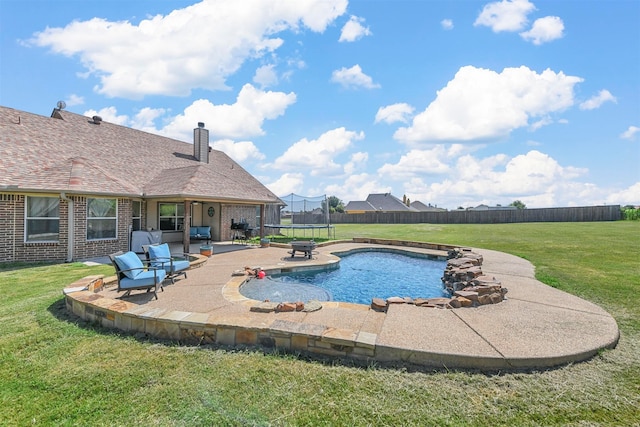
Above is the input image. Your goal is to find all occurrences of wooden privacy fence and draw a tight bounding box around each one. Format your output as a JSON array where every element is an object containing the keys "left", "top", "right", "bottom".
[{"left": 300, "top": 205, "right": 621, "bottom": 225}]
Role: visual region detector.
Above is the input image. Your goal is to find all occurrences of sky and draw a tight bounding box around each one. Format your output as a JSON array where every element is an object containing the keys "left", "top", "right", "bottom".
[{"left": 1, "top": 0, "right": 639, "bottom": 209}]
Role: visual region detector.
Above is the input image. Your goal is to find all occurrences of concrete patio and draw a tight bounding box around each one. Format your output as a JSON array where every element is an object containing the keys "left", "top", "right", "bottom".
[{"left": 66, "top": 240, "right": 620, "bottom": 371}]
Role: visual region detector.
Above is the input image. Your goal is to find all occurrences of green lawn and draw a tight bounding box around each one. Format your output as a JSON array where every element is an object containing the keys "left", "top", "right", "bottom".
[{"left": 1, "top": 222, "right": 638, "bottom": 426}]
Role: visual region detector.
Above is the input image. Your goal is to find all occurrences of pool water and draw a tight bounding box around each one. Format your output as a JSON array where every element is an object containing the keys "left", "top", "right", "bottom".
[{"left": 240, "top": 250, "right": 448, "bottom": 305}]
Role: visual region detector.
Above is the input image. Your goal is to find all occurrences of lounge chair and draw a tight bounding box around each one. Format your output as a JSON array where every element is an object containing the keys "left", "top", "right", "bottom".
[
  {"left": 109, "top": 251, "right": 166, "bottom": 299},
  {"left": 143, "top": 243, "right": 190, "bottom": 283}
]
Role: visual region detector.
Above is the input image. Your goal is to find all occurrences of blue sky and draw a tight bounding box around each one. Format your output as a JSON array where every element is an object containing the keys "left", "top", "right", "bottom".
[{"left": 1, "top": 0, "right": 638, "bottom": 208}]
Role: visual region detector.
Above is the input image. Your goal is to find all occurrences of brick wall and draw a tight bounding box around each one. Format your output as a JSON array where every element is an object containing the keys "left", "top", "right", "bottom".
[
  {"left": 0, "top": 193, "right": 133, "bottom": 264},
  {"left": 220, "top": 204, "right": 259, "bottom": 241}
]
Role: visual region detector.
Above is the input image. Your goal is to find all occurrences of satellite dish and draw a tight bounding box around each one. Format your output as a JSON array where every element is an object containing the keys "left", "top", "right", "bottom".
[{"left": 56, "top": 100, "right": 66, "bottom": 110}]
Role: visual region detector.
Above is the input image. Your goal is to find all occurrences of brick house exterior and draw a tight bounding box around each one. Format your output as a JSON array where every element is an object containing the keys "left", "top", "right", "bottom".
[{"left": 0, "top": 105, "right": 283, "bottom": 263}]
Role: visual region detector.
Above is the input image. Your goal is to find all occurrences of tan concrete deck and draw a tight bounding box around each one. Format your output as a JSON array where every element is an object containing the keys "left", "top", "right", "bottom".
[{"left": 79, "top": 241, "right": 619, "bottom": 370}]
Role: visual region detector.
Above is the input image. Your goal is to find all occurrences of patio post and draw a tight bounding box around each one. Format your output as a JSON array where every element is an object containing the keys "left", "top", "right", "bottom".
[
  {"left": 259, "top": 204, "right": 265, "bottom": 238},
  {"left": 183, "top": 200, "right": 191, "bottom": 254}
]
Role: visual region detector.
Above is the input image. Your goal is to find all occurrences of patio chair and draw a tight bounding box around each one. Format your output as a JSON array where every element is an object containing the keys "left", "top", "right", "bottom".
[
  {"left": 143, "top": 243, "right": 190, "bottom": 283},
  {"left": 108, "top": 251, "right": 166, "bottom": 299}
]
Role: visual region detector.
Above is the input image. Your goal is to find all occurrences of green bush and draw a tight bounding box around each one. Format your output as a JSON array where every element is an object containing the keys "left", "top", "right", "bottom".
[{"left": 622, "top": 208, "right": 640, "bottom": 220}]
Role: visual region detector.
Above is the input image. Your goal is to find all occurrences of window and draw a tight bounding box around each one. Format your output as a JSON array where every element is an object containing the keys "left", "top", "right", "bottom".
[
  {"left": 26, "top": 196, "right": 59, "bottom": 242},
  {"left": 132, "top": 201, "right": 142, "bottom": 231},
  {"left": 87, "top": 198, "right": 117, "bottom": 240},
  {"left": 159, "top": 203, "right": 184, "bottom": 231}
]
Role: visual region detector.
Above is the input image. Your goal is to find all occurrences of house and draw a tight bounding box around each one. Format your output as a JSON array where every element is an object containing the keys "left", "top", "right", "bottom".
[
  {"left": 467, "top": 204, "right": 517, "bottom": 211},
  {"left": 409, "top": 201, "right": 447, "bottom": 212},
  {"left": 345, "top": 193, "right": 418, "bottom": 213},
  {"left": 0, "top": 105, "right": 282, "bottom": 263}
]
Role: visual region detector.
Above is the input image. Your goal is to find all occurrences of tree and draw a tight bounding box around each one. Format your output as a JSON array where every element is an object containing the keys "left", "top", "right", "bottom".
[
  {"left": 327, "top": 195, "right": 345, "bottom": 213},
  {"left": 510, "top": 200, "right": 526, "bottom": 209}
]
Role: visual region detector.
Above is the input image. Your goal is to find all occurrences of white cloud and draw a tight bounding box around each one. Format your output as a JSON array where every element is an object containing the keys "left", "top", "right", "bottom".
[
  {"left": 620, "top": 126, "right": 640, "bottom": 140},
  {"left": 579, "top": 89, "right": 617, "bottom": 110},
  {"left": 65, "top": 94, "right": 84, "bottom": 107},
  {"left": 474, "top": 0, "right": 536, "bottom": 32},
  {"left": 375, "top": 103, "right": 415, "bottom": 124},
  {"left": 399, "top": 150, "right": 593, "bottom": 209},
  {"left": 606, "top": 182, "right": 640, "bottom": 206},
  {"left": 210, "top": 139, "right": 265, "bottom": 163},
  {"left": 378, "top": 147, "right": 451, "bottom": 179},
  {"left": 266, "top": 172, "right": 305, "bottom": 197},
  {"left": 344, "top": 152, "right": 368, "bottom": 175},
  {"left": 130, "top": 107, "right": 167, "bottom": 132},
  {"left": 160, "top": 84, "right": 296, "bottom": 140},
  {"left": 325, "top": 173, "right": 389, "bottom": 202},
  {"left": 253, "top": 64, "right": 279, "bottom": 88},
  {"left": 83, "top": 106, "right": 129, "bottom": 126},
  {"left": 441, "top": 19, "right": 454, "bottom": 30},
  {"left": 271, "top": 127, "right": 365, "bottom": 176},
  {"left": 520, "top": 16, "right": 565, "bottom": 45},
  {"left": 28, "top": 0, "right": 347, "bottom": 99},
  {"left": 331, "top": 64, "right": 380, "bottom": 89},
  {"left": 394, "top": 65, "right": 583, "bottom": 144},
  {"left": 339, "top": 15, "right": 372, "bottom": 42}
]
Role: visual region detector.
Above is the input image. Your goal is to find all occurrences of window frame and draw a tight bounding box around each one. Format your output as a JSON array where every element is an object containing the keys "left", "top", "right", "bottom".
[
  {"left": 86, "top": 198, "right": 118, "bottom": 241},
  {"left": 25, "top": 196, "right": 60, "bottom": 243},
  {"left": 132, "top": 200, "right": 142, "bottom": 231},
  {"left": 158, "top": 202, "right": 185, "bottom": 231}
]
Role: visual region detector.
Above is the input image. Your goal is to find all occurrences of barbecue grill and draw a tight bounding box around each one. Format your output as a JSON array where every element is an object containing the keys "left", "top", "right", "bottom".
[{"left": 230, "top": 220, "right": 253, "bottom": 244}]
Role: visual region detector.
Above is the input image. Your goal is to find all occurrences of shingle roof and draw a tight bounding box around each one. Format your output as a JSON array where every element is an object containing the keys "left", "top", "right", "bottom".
[
  {"left": 0, "top": 106, "right": 282, "bottom": 204},
  {"left": 410, "top": 200, "right": 445, "bottom": 212},
  {"left": 344, "top": 200, "right": 376, "bottom": 211},
  {"left": 365, "top": 193, "right": 417, "bottom": 211}
]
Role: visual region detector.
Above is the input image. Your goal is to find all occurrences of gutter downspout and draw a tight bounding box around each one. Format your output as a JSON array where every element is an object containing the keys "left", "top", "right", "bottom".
[{"left": 60, "top": 192, "right": 73, "bottom": 262}]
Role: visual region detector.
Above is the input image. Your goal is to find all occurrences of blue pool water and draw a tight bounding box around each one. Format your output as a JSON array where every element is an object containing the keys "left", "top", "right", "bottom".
[{"left": 240, "top": 250, "right": 448, "bottom": 305}]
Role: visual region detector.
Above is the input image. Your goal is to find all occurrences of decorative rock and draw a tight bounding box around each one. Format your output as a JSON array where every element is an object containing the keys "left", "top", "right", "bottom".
[
  {"left": 386, "top": 296, "right": 406, "bottom": 304},
  {"left": 489, "top": 292, "right": 503, "bottom": 304},
  {"left": 454, "top": 296, "right": 473, "bottom": 307},
  {"left": 276, "top": 302, "right": 297, "bottom": 312},
  {"left": 371, "top": 298, "right": 388, "bottom": 312},
  {"left": 472, "top": 275, "right": 501, "bottom": 286},
  {"left": 424, "top": 297, "right": 452, "bottom": 307},
  {"left": 448, "top": 298, "right": 461, "bottom": 308},
  {"left": 250, "top": 301, "right": 279, "bottom": 313},
  {"left": 478, "top": 294, "right": 492, "bottom": 305},
  {"left": 302, "top": 300, "right": 323, "bottom": 312},
  {"left": 454, "top": 290, "right": 479, "bottom": 302}
]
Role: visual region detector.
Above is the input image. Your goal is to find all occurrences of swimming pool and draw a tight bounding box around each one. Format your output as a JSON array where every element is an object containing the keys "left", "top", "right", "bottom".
[{"left": 240, "top": 249, "right": 448, "bottom": 305}]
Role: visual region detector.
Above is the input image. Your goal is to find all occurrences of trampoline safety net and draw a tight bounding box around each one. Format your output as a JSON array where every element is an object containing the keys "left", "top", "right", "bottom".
[{"left": 265, "top": 193, "right": 334, "bottom": 239}]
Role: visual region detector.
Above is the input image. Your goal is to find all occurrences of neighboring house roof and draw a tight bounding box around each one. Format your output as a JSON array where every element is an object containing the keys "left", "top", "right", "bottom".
[
  {"left": 344, "top": 200, "right": 376, "bottom": 212},
  {"left": 0, "top": 106, "right": 281, "bottom": 204},
  {"left": 365, "top": 193, "right": 417, "bottom": 212},
  {"left": 410, "top": 200, "right": 446, "bottom": 212},
  {"left": 468, "top": 204, "right": 517, "bottom": 211}
]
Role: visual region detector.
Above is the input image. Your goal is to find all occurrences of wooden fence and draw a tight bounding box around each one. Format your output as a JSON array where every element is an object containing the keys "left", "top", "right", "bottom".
[{"left": 295, "top": 205, "right": 622, "bottom": 225}]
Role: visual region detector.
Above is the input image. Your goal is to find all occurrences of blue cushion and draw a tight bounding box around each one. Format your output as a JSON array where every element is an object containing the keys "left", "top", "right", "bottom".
[
  {"left": 148, "top": 243, "right": 171, "bottom": 268},
  {"left": 167, "top": 259, "right": 190, "bottom": 273},
  {"left": 114, "top": 251, "right": 145, "bottom": 279},
  {"left": 119, "top": 269, "right": 166, "bottom": 289}
]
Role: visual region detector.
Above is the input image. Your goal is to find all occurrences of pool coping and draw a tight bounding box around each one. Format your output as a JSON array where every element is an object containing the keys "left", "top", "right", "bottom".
[{"left": 62, "top": 240, "right": 620, "bottom": 371}]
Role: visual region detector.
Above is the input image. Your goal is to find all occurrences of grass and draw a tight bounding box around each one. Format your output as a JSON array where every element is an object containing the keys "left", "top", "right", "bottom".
[{"left": 1, "top": 222, "right": 639, "bottom": 426}]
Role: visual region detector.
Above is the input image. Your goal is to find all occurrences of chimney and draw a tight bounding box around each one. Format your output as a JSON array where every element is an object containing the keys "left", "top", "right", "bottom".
[{"left": 193, "top": 122, "right": 209, "bottom": 163}]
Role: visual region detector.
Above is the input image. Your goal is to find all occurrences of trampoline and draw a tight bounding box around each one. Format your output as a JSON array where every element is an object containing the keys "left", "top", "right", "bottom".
[
  {"left": 267, "top": 193, "right": 336, "bottom": 239},
  {"left": 265, "top": 224, "right": 335, "bottom": 239}
]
